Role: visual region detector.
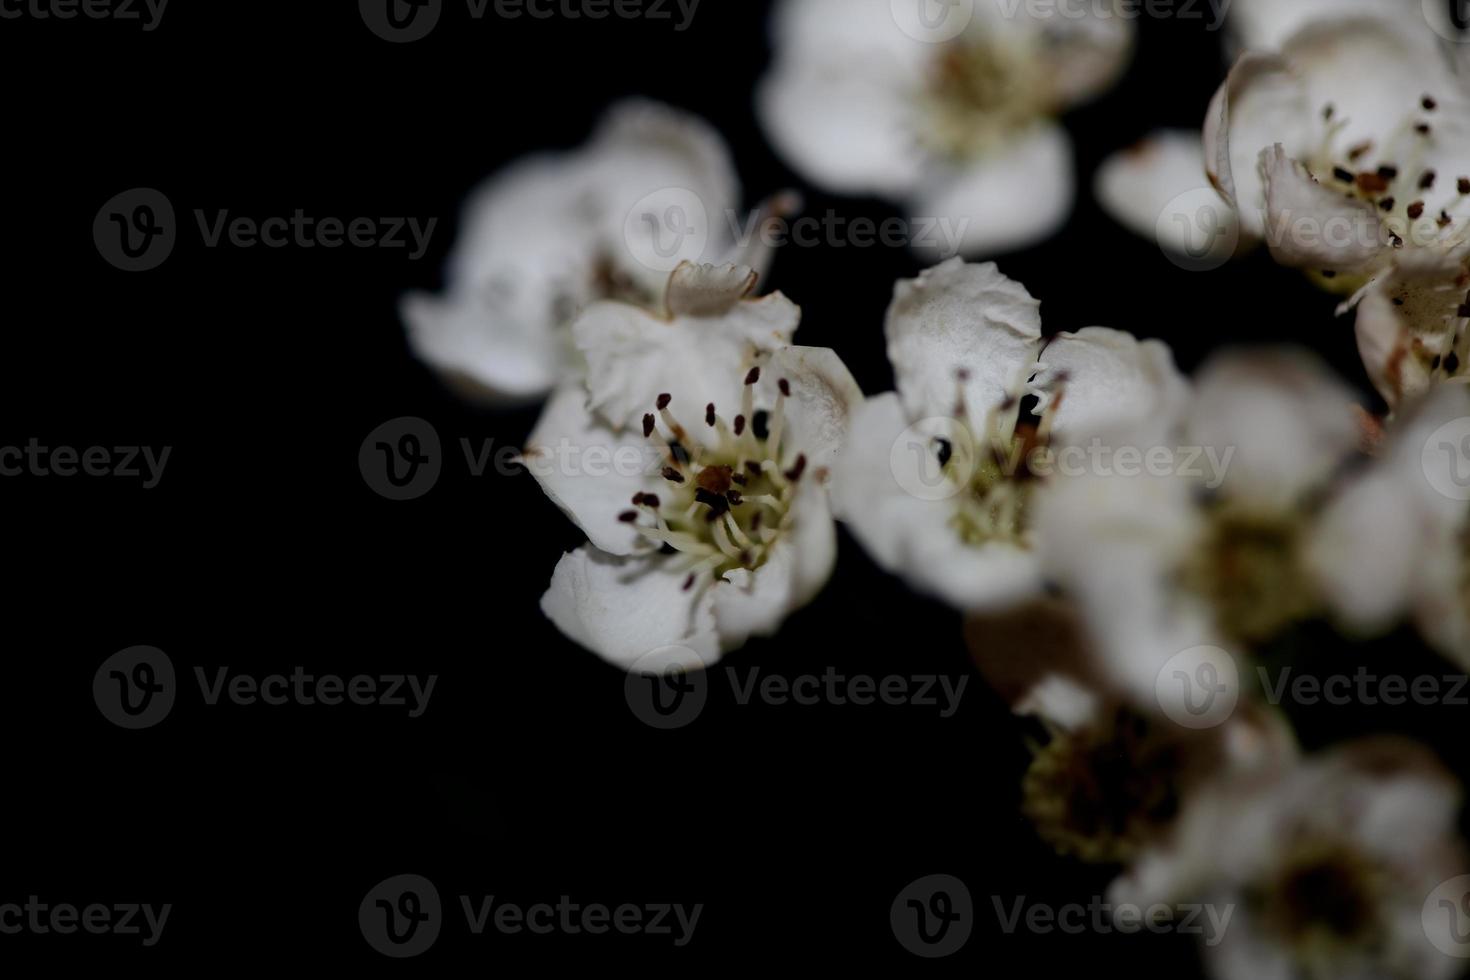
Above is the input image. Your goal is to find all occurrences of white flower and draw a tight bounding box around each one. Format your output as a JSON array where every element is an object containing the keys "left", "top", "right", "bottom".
[
  {"left": 526, "top": 262, "right": 863, "bottom": 669},
  {"left": 831, "top": 258, "right": 1187, "bottom": 611},
  {"left": 1097, "top": 2, "right": 1460, "bottom": 264},
  {"left": 1201, "top": 15, "right": 1470, "bottom": 407},
  {"left": 965, "top": 598, "right": 1297, "bottom": 864},
  {"left": 1309, "top": 383, "right": 1470, "bottom": 667},
  {"left": 402, "top": 100, "right": 772, "bottom": 404},
  {"left": 757, "top": 0, "right": 1133, "bottom": 257},
  {"left": 1035, "top": 348, "right": 1363, "bottom": 703},
  {"left": 1111, "top": 739, "right": 1465, "bottom": 980}
]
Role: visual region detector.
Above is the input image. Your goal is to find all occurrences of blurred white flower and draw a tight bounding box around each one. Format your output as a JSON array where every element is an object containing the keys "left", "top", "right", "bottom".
[
  {"left": 1111, "top": 739, "right": 1466, "bottom": 980},
  {"left": 757, "top": 0, "right": 1133, "bottom": 258},
  {"left": 402, "top": 100, "right": 774, "bottom": 404},
  {"left": 1036, "top": 349, "right": 1363, "bottom": 704},
  {"left": 830, "top": 259, "right": 1187, "bottom": 611},
  {"left": 1310, "top": 383, "right": 1470, "bottom": 667},
  {"left": 965, "top": 597, "right": 1298, "bottom": 864},
  {"left": 526, "top": 262, "right": 863, "bottom": 669},
  {"left": 1202, "top": 16, "right": 1470, "bottom": 408}
]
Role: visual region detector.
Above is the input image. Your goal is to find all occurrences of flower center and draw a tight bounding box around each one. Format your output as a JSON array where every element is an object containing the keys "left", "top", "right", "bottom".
[
  {"left": 1182, "top": 506, "right": 1318, "bottom": 643},
  {"left": 620, "top": 366, "right": 808, "bottom": 592},
  {"left": 1022, "top": 706, "right": 1210, "bottom": 864},
  {"left": 1306, "top": 93, "right": 1470, "bottom": 289},
  {"left": 1260, "top": 843, "right": 1384, "bottom": 951},
  {"left": 922, "top": 36, "right": 1051, "bottom": 158},
  {"left": 930, "top": 368, "right": 1063, "bottom": 550}
]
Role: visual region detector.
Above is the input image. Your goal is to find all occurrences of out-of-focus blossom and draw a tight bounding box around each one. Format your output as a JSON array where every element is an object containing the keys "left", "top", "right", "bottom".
[
  {"left": 758, "top": 0, "right": 1133, "bottom": 258},
  {"left": 1111, "top": 739, "right": 1466, "bottom": 980},
  {"left": 1035, "top": 349, "right": 1363, "bottom": 703},
  {"left": 1310, "top": 383, "right": 1470, "bottom": 667},
  {"left": 966, "top": 597, "right": 1297, "bottom": 864},
  {"left": 1095, "top": 129, "right": 1243, "bottom": 263},
  {"left": 831, "top": 259, "right": 1187, "bottom": 611},
  {"left": 527, "top": 262, "right": 863, "bottom": 669},
  {"left": 403, "top": 100, "right": 773, "bottom": 404}
]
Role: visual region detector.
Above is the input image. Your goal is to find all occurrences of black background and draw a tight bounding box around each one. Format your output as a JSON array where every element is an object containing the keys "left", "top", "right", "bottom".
[{"left": 2, "top": 0, "right": 1464, "bottom": 971}]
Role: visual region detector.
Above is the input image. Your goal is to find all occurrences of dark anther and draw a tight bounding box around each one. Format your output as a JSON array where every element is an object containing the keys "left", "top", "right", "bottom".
[
  {"left": 642, "top": 414, "right": 656, "bottom": 438},
  {"left": 1408, "top": 202, "right": 1425, "bottom": 220},
  {"left": 784, "top": 454, "right": 808, "bottom": 482},
  {"left": 1378, "top": 197, "right": 1395, "bottom": 212},
  {"left": 752, "top": 410, "right": 770, "bottom": 440},
  {"left": 1332, "top": 167, "right": 1354, "bottom": 183},
  {"left": 705, "top": 403, "right": 717, "bottom": 427},
  {"left": 744, "top": 367, "right": 761, "bottom": 386},
  {"left": 662, "top": 467, "right": 686, "bottom": 484},
  {"left": 669, "top": 441, "right": 691, "bottom": 466},
  {"left": 695, "top": 488, "right": 730, "bottom": 516},
  {"left": 657, "top": 393, "right": 672, "bottom": 410},
  {"left": 733, "top": 415, "right": 746, "bottom": 436},
  {"left": 727, "top": 490, "right": 744, "bottom": 506},
  {"left": 618, "top": 511, "right": 639, "bottom": 523},
  {"left": 1421, "top": 171, "right": 1437, "bottom": 190},
  {"left": 1423, "top": 96, "right": 1438, "bottom": 111},
  {"left": 778, "top": 379, "right": 791, "bottom": 397},
  {"left": 1377, "top": 165, "right": 1399, "bottom": 180}
]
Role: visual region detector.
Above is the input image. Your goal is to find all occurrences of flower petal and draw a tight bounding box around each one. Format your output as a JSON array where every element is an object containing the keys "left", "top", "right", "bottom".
[
  {"left": 757, "top": 345, "right": 866, "bottom": 471},
  {"left": 1353, "top": 246, "right": 1470, "bottom": 409},
  {"left": 886, "top": 258, "right": 1044, "bottom": 422},
  {"left": 1259, "top": 143, "right": 1389, "bottom": 271},
  {"left": 1034, "top": 327, "right": 1190, "bottom": 444},
  {"left": 907, "top": 122, "right": 1076, "bottom": 259},
  {"left": 541, "top": 546, "right": 722, "bottom": 670},
  {"left": 524, "top": 384, "right": 666, "bottom": 556},
  {"left": 1187, "top": 348, "right": 1363, "bottom": 509},
  {"left": 1095, "top": 129, "right": 1241, "bottom": 260},
  {"left": 1204, "top": 52, "right": 1310, "bottom": 239},
  {"left": 574, "top": 287, "right": 801, "bottom": 434}
]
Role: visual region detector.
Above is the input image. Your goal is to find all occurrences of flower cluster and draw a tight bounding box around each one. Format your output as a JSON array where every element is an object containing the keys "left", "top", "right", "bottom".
[{"left": 399, "top": 2, "right": 1470, "bottom": 974}]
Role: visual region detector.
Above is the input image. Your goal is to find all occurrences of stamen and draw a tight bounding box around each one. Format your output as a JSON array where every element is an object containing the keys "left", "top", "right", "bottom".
[{"left": 1421, "top": 171, "right": 1437, "bottom": 190}]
